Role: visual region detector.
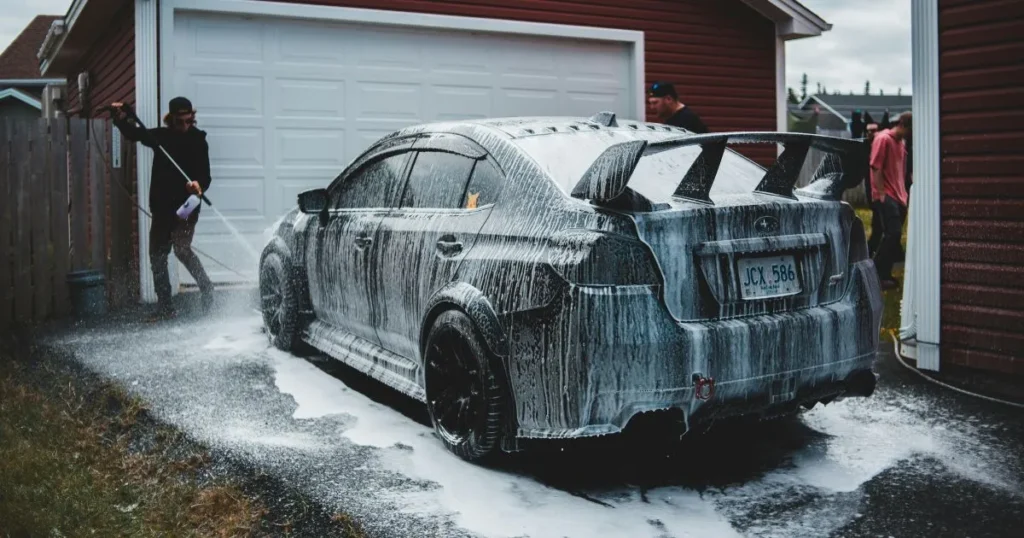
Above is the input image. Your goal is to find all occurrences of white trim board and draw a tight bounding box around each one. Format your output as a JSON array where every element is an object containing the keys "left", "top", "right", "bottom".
[
  {"left": 904, "top": 0, "right": 942, "bottom": 371},
  {"left": 135, "top": 0, "right": 159, "bottom": 303},
  {"left": 774, "top": 32, "right": 786, "bottom": 155},
  {"left": 0, "top": 88, "right": 42, "bottom": 109},
  {"left": 137, "top": 0, "right": 646, "bottom": 300}
]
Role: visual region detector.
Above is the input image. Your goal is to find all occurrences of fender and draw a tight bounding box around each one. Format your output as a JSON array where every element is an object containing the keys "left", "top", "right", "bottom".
[
  {"left": 420, "top": 281, "right": 508, "bottom": 359},
  {"left": 421, "top": 282, "right": 521, "bottom": 451}
]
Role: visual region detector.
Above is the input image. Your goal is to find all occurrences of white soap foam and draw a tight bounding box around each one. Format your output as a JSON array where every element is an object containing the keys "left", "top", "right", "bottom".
[{"left": 269, "top": 350, "right": 738, "bottom": 538}]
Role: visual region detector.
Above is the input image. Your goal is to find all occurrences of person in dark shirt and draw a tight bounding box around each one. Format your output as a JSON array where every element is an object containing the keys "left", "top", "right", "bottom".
[
  {"left": 111, "top": 96, "right": 215, "bottom": 320},
  {"left": 646, "top": 81, "right": 709, "bottom": 133}
]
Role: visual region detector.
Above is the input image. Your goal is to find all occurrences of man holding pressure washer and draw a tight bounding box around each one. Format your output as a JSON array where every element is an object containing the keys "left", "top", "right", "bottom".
[{"left": 110, "top": 97, "right": 215, "bottom": 320}]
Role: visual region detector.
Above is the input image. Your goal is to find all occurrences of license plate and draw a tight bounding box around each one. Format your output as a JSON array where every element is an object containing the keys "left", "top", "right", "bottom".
[{"left": 737, "top": 255, "right": 801, "bottom": 300}]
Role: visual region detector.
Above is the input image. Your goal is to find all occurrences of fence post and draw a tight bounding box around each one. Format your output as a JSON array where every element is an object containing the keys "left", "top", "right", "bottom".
[
  {"left": 88, "top": 119, "right": 108, "bottom": 273},
  {"left": 31, "top": 119, "right": 53, "bottom": 322},
  {"left": 50, "top": 117, "right": 70, "bottom": 317},
  {"left": 69, "top": 119, "right": 89, "bottom": 271},
  {"left": 0, "top": 119, "right": 11, "bottom": 328},
  {"left": 12, "top": 120, "right": 33, "bottom": 321}
]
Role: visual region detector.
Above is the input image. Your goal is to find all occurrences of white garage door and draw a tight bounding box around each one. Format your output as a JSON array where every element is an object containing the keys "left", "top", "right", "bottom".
[{"left": 169, "top": 11, "right": 634, "bottom": 284}]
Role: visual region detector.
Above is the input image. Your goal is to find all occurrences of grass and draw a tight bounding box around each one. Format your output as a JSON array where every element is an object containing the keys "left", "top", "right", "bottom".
[
  {"left": 0, "top": 354, "right": 268, "bottom": 538},
  {"left": 854, "top": 207, "right": 908, "bottom": 339}
]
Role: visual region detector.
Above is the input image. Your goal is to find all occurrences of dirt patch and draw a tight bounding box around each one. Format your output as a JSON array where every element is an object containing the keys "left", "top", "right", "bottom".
[{"left": 0, "top": 333, "right": 366, "bottom": 538}]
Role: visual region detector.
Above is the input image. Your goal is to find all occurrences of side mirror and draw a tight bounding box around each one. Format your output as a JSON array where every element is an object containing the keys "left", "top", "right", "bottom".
[
  {"left": 298, "top": 188, "right": 328, "bottom": 214},
  {"left": 298, "top": 188, "right": 329, "bottom": 227}
]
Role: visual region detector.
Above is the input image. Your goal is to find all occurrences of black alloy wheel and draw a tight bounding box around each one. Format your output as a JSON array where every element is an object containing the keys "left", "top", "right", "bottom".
[
  {"left": 424, "top": 310, "right": 505, "bottom": 462},
  {"left": 259, "top": 253, "right": 300, "bottom": 351}
]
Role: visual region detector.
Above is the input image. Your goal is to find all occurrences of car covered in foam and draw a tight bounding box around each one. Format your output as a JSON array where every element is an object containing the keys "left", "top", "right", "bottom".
[{"left": 259, "top": 112, "right": 882, "bottom": 462}]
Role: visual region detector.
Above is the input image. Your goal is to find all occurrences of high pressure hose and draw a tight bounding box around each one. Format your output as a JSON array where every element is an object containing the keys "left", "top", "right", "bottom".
[{"left": 888, "top": 330, "right": 1024, "bottom": 409}]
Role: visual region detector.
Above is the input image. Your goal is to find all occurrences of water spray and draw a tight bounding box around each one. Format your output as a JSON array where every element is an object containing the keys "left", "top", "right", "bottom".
[{"left": 103, "top": 102, "right": 212, "bottom": 220}]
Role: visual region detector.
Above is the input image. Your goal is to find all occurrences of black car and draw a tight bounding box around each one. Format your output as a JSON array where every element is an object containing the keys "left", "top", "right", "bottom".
[{"left": 259, "top": 112, "right": 882, "bottom": 462}]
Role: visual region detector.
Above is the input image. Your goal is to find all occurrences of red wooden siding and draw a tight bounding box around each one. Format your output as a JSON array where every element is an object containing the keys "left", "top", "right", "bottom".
[
  {"left": 939, "top": 0, "right": 1024, "bottom": 375},
  {"left": 62, "top": 1, "right": 140, "bottom": 303},
  {"left": 65, "top": 2, "right": 135, "bottom": 118},
  {"left": 258, "top": 0, "right": 779, "bottom": 165}
]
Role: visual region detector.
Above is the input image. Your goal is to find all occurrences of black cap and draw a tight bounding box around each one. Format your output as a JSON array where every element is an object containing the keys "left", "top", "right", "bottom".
[
  {"left": 168, "top": 96, "right": 194, "bottom": 114},
  {"left": 647, "top": 81, "right": 678, "bottom": 99}
]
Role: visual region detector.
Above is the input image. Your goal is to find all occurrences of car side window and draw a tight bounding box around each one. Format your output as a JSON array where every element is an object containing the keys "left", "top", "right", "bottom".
[
  {"left": 463, "top": 159, "right": 503, "bottom": 209},
  {"left": 332, "top": 152, "right": 412, "bottom": 209},
  {"left": 399, "top": 151, "right": 476, "bottom": 209}
]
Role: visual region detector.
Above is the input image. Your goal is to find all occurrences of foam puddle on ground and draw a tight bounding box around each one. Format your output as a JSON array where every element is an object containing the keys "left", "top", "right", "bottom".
[{"left": 150, "top": 316, "right": 1015, "bottom": 538}]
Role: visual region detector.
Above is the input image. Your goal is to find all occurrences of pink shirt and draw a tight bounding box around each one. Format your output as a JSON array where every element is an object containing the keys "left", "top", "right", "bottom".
[{"left": 869, "top": 129, "right": 908, "bottom": 206}]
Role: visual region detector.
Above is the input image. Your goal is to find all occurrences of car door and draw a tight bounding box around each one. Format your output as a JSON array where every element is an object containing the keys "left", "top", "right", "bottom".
[
  {"left": 306, "top": 147, "right": 414, "bottom": 345},
  {"left": 370, "top": 134, "right": 506, "bottom": 362}
]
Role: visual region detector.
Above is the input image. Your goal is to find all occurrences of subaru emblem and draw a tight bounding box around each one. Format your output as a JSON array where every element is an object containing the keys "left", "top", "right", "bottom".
[{"left": 754, "top": 215, "right": 780, "bottom": 235}]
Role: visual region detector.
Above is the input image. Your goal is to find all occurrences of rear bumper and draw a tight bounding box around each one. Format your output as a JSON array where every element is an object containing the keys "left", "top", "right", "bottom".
[{"left": 504, "top": 259, "right": 883, "bottom": 440}]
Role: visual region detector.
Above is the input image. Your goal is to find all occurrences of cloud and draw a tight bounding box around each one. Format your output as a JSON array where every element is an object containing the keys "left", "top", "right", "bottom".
[
  {"left": 0, "top": 1, "right": 72, "bottom": 58},
  {"left": 787, "top": 0, "right": 912, "bottom": 96}
]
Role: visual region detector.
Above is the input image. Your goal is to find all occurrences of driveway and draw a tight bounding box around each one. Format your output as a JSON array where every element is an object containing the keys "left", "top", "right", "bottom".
[{"left": 37, "top": 291, "right": 1024, "bottom": 538}]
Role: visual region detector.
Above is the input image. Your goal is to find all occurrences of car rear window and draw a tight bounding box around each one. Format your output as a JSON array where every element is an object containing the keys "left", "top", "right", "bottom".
[{"left": 511, "top": 131, "right": 767, "bottom": 203}]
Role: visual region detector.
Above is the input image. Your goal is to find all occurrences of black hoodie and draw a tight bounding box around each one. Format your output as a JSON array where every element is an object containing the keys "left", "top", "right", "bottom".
[{"left": 113, "top": 117, "right": 212, "bottom": 218}]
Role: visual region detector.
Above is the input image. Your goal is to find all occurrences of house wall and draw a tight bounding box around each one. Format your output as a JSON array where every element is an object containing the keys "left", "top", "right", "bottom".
[
  {"left": 938, "top": 0, "right": 1024, "bottom": 375},
  {"left": 62, "top": 0, "right": 140, "bottom": 302},
  {"left": 65, "top": 1, "right": 135, "bottom": 118},
  {"left": 0, "top": 99, "right": 41, "bottom": 120},
  {"left": 257, "top": 0, "right": 780, "bottom": 166}
]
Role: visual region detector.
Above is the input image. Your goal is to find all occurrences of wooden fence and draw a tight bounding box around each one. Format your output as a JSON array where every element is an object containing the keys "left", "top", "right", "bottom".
[{"left": 0, "top": 117, "right": 138, "bottom": 331}]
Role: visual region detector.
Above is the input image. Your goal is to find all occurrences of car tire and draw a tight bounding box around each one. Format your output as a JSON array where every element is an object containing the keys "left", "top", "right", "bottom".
[
  {"left": 259, "top": 252, "right": 301, "bottom": 352},
  {"left": 424, "top": 310, "right": 506, "bottom": 463}
]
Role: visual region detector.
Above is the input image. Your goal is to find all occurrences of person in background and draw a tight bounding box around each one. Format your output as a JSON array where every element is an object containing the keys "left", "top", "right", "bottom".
[
  {"left": 111, "top": 97, "right": 215, "bottom": 320},
  {"left": 870, "top": 111, "right": 912, "bottom": 290},
  {"left": 862, "top": 123, "right": 883, "bottom": 256},
  {"left": 646, "top": 81, "right": 709, "bottom": 133}
]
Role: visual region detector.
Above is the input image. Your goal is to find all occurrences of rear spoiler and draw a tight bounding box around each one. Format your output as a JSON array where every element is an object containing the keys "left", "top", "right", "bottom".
[{"left": 569, "top": 131, "right": 868, "bottom": 205}]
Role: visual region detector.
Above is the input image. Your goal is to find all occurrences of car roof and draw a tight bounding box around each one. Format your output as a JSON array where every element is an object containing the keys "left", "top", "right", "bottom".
[{"left": 387, "top": 115, "right": 693, "bottom": 141}]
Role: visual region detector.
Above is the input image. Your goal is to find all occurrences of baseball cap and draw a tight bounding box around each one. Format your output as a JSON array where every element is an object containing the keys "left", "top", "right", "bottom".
[
  {"left": 168, "top": 96, "right": 194, "bottom": 114},
  {"left": 647, "top": 81, "right": 678, "bottom": 99}
]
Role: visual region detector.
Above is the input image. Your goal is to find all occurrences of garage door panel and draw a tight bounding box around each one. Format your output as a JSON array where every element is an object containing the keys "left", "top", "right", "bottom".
[
  {"left": 354, "top": 33, "right": 425, "bottom": 71},
  {"left": 188, "top": 20, "right": 264, "bottom": 63},
  {"left": 354, "top": 82, "right": 423, "bottom": 121},
  {"left": 204, "top": 127, "right": 265, "bottom": 166},
  {"left": 274, "top": 25, "right": 349, "bottom": 67},
  {"left": 499, "top": 88, "right": 561, "bottom": 115},
  {"left": 428, "top": 86, "right": 493, "bottom": 120},
  {"left": 187, "top": 75, "right": 264, "bottom": 117},
  {"left": 172, "top": 11, "right": 633, "bottom": 284},
  {"left": 276, "top": 129, "right": 347, "bottom": 167},
  {"left": 273, "top": 79, "right": 346, "bottom": 119},
  {"left": 202, "top": 179, "right": 265, "bottom": 216}
]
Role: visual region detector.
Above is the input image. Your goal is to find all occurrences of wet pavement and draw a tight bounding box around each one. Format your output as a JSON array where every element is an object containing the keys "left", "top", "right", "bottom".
[{"left": 35, "top": 290, "right": 1024, "bottom": 538}]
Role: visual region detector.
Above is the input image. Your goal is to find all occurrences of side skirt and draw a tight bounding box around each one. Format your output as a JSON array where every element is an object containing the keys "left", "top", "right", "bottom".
[{"left": 302, "top": 320, "right": 426, "bottom": 403}]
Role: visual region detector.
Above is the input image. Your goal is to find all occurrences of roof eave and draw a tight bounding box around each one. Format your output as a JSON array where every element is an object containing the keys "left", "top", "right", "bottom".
[
  {"left": 38, "top": 0, "right": 126, "bottom": 77},
  {"left": 740, "top": 0, "right": 832, "bottom": 40},
  {"left": 0, "top": 88, "right": 43, "bottom": 110}
]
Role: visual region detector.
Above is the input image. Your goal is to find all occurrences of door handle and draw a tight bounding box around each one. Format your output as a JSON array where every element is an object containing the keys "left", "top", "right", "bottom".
[
  {"left": 436, "top": 236, "right": 463, "bottom": 255},
  {"left": 355, "top": 235, "right": 373, "bottom": 249}
]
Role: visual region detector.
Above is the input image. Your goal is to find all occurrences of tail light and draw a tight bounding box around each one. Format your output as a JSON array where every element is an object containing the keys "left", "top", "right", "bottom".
[
  {"left": 546, "top": 229, "right": 662, "bottom": 286},
  {"left": 848, "top": 216, "right": 870, "bottom": 264}
]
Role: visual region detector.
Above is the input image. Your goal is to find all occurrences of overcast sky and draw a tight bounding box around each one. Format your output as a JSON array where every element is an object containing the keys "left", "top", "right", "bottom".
[
  {"left": 787, "top": 0, "right": 912, "bottom": 97},
  {"left": 3, "top": 0, "right": 910, "bottom": 97}
]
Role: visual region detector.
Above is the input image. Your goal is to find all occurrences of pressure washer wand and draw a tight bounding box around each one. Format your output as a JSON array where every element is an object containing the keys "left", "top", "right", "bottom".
[{"left": 106, "top": 103, "right": 213, "bottom": 214}]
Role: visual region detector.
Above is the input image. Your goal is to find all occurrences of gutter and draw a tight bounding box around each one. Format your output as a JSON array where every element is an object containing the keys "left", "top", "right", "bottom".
[{"left": 0, "top": 78, "right": 66, "bottom": 85}]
